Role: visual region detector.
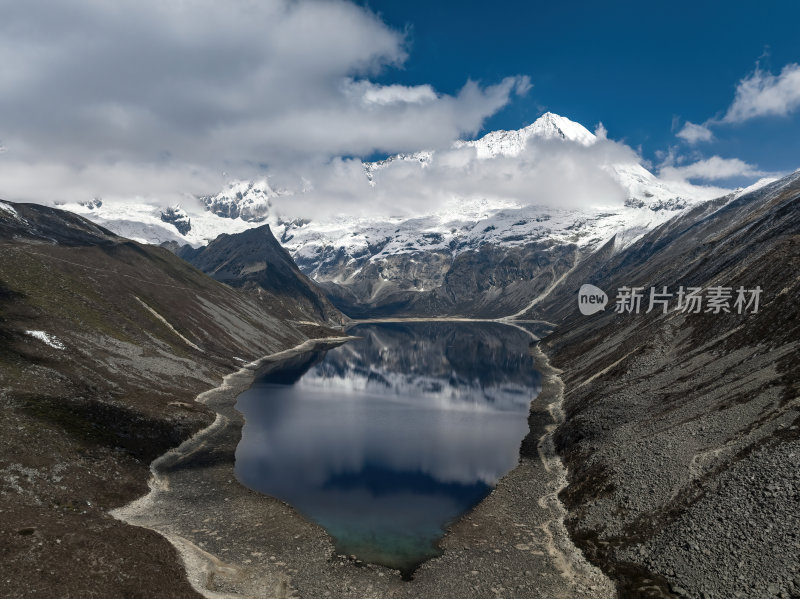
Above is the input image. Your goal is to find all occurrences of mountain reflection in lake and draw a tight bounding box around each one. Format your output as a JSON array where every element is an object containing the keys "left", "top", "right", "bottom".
[{"left": 234, "top": 322, "right": 542, "bottom": 575}]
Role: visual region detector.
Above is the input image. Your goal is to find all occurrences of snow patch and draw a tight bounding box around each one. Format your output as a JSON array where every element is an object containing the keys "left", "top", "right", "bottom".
[
  {"left": 25, "top": 330, "right": 65, "bottom": 350},
  {"left": 0, "top": 201, "right": 17, "bottom": 217},
  {"left": 734, "top": 177, "right": 778, "bottom": 199}
]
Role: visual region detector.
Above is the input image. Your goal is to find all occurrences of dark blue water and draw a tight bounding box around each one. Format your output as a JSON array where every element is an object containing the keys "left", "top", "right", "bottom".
[{"left": 234, "top": 322, "right": 542, "bottom": 574}]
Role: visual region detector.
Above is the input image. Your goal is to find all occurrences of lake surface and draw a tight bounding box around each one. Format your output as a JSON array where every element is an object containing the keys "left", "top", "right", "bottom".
[{"left": 234, "top": 322, "right": 542, "bottom": 575}]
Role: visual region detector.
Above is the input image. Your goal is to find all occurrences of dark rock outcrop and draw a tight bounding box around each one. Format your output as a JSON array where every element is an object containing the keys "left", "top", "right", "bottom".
[
  {"left": 160, "top": 206, "right": 192, "bottom": 235},
  {"left": 313, "top": 242, "right": 580, "bottom": 319},
  {"left": 178, "top": 224, "right": 345, "bottom": 326}
]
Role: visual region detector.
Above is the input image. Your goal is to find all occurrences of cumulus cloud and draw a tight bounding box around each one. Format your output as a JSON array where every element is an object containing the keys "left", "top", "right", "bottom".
[
  {"left": 660, "top": 62, "right": 798, "bottom": 184},
  {"left": 0, "top": 0, "right": 529, "bottom": 204},
  {"left": 722, "top": 63, "right": 800, "bottom": 123},
  {"left": 676, "top": 121, "right": 714, "bottom": 144},
  {"left": 660, "top": 156, "right": 766, "bottom": 182},
  {"left": 667, "top": 62, "right": 800, "bottom": 162}
]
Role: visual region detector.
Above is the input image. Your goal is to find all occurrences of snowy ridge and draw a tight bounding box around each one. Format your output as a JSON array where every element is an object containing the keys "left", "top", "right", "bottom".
[
  {"left": 199, "top": 179, "right": 278, "bottom": 221},
  {"left": 56, "top": 112, "right": 733, "bottom": 275},
  {"left": 734, "top": 177, "right": 778, "bottom": 200},
  {"left": 453, "top": 111, "right": 596, "bottom": 158},
  {"left": 57, "top": 199, "right": 264, "bottom": 247},
  {"left": 282, "top": 196, "right": 691, "bottom": 282},
  {"left": 58, "top": 178, "right": 282, "bottom": 246}
]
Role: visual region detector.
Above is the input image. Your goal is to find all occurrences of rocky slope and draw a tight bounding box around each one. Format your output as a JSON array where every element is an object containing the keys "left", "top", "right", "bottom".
[
  {"left": 175, "top": 224, "right": 345, "bottom": 326},
  {"left": 0, "top": 200, "right": 342, "bottom": 598},
  {"left": 532, "top": 172, "right": 800, "bottom": 597}
]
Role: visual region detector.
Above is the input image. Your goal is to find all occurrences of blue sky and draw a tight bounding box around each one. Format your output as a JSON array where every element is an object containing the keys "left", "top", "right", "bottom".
[
  {"left": 360, "top": 0, "right": 800, "bottom": 180},
  {"left": 1, "top": 0, "right": 798, "bottom": 206}
]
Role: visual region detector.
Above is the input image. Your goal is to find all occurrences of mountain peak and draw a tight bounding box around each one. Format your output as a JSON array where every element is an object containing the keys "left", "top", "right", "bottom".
[
  {"left": 453, "top": 112, "right": 596, "bottom": 159},
  {"left": 199, "top": 179, "right": 276, "bottom": 222},
  {"left": 525, "top": 112, "right": 596, "bottom": 146},
  {"left": 160, "top": 205, "right": 192, "bottom": 235}
]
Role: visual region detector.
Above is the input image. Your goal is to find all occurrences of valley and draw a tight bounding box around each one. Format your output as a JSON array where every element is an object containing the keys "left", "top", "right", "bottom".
[
  {"left": 3, "top": 4, "right": 798, "bottom": 598},
  {"left": 112, "top": 322, "right": 614, "bottom": 599},
  {"left": 1, "top": 156, "right": 798, "bottom": 599}
]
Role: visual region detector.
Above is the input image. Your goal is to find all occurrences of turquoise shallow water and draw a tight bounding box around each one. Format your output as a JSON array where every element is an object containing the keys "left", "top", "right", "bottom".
[{"left": 234, "top": 322, "right": 542, "bottom": 575}]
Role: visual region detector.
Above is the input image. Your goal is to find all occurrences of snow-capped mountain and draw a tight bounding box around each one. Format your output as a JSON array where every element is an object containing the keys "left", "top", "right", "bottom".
[
  {"left": 272, "top": 113, "right": 733, "bottom": 316},
  {"left": 361, "top": 113, "right": 596, "bottom": 186},
  {"left": 58, "top": 199, "right": 259, "bottom": 247},
  {"left": 54, "top": 112, "right": 752, "bottom": 317},
  {"left": 55, "top": 179, "right": 279, "bottom": 247},
  {"left": 199, "top": 179, "right": 277, "bottom": 221},
  {"left": 453, "top": 111, "right": 596, "bottom": 157},
  {"left": 278, "top": 195, "right": 699, "bottom": 317},
  {"left": 59, "top": 112, "right": 723, "bottom": 250},
  {"left": 360, "top": 112, "right": 712, "bottom": 212}
]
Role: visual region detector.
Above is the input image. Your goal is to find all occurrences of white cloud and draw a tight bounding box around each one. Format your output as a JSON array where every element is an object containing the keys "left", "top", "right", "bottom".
[
  {"left": 676, "top": 121, "right": 714, "bottom": 144},
  {"left": 0, "top": 159, "right": 226, "bottom": 205},
  {"left": 270, "top": 136, "right": 644, "bottom": 220},
  {"left": 660, "top": 156, "right": 766, "bottom": 182},
  {"left": 0, "top": 0, "right": 529, "bottom": 204},
  {"left": 211, "top": 76, "right": 528, "bottom": 161},
  {"left": 346, "top": 81, "right": 438, "bottom": 106},
  {"left": 512, "top": 75, "right": 533, "bottom": 96},
  {"left": 722, "top": 63, "right": 800, "bottom": 123}
]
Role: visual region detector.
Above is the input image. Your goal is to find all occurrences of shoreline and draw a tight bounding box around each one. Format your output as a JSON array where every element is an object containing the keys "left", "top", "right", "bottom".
[
  {"left": 113, "top": 326, "right": 615, "bottom": 598},
  {"left": 111, "top": 336, "right": 357, "bottom": 598},
  {"left": 528, "top": 344, "right": 616, "bottom": 595}
]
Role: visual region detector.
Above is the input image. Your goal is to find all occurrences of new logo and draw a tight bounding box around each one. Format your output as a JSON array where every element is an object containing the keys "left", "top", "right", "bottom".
[{"left": 578, "top": 284, "right": 608, "bottom": 315}]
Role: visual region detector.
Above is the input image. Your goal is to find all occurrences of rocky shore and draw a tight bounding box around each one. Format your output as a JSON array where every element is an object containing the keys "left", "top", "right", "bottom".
[{"left": 113, "top": 331, "right": 615, "bottom": 599}]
